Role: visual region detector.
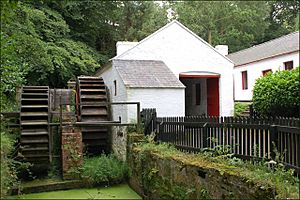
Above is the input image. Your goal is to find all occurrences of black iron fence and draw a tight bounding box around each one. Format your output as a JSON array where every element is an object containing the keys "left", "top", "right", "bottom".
[{"left": 141, "top": 109, "right": 300, "bottom": 174}]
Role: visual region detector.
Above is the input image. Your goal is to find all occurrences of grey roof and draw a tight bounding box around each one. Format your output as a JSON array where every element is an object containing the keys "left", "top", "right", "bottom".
[
  {"left": 113, "top": 59, "right": 185, "bottom": 88},
  {"left": 227, "top": 31, "right": 299, "bottom": 66}
]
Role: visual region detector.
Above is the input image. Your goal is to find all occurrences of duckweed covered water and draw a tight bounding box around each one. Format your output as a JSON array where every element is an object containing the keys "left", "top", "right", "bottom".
[{"left": 9, "top": 184, "right": 141, "bottom": 199}]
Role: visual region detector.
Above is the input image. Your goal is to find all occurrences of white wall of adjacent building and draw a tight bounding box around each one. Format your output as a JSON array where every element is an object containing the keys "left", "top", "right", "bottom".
[
  {"left": 117, "top": 21, "right": 234, "bottom": 116},
  {"left": 99, "top": 65, "right": 129, "bottom": 123},
  {"left": 233, "top": 52, "right": 300, "bottom": 101}
]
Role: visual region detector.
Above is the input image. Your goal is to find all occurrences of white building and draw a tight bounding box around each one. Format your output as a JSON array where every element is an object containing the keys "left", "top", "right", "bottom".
[
  {"left": 228, "top": 31, "right": 300, "bottom": 102},
  {"left": 96, "top": 20, "right": 234, "bottom": 122}
]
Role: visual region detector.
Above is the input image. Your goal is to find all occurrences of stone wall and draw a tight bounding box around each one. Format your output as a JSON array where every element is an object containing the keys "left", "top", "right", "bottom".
[
  {"left": 111, "top": 126, "right": 127, "bottom": 161},
  {"left": 61, "top": 126, "right": 83, "bottom": 180},
  {"left": 127, "top": 135, "right": 277, "bottom": 199}
]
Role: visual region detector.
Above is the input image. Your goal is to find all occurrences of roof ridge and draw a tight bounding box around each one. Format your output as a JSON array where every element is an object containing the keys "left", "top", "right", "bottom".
[
  {"left": 114, "top": 59, "right": 164, "bottom": 62},
  {"left": 229, "top": 31, "right": 299, "bottom": 56},
  {"left": 112, "top": 20, "right": 178, "bottom": 60},
  {"left": 113, "top": 20, "right": 233, "bottom": 64}
]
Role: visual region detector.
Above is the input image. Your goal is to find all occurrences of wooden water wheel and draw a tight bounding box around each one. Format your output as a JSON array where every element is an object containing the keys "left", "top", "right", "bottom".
[
  {"left": 76, "top": 76, "right": 110, "bottom": 154},
  {"left": 19, "top": 86, "right": 50, "bottom": 164}
]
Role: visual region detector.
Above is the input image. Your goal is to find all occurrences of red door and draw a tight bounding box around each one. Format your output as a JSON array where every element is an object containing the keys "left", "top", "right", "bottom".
[{"left": 207, "top": 78, "right": 219, "bottom": 116}]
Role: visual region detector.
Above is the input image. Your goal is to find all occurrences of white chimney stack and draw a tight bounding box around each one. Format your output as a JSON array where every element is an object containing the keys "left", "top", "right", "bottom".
[
  {"left": 215, "top": 45, "right": 228, "bottom": 56},
  {"left": 116, "top": 41, "right": 139, "bottom": 56}
]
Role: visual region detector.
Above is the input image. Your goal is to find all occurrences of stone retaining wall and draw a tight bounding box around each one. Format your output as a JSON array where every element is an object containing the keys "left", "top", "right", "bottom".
[{"left": 127, "top": 134, "right": 277, "bottom": 199}]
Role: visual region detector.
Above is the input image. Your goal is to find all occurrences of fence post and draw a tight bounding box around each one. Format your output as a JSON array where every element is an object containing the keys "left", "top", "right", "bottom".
[
  {"left": 158, "top": 122, "right": 164, "bottom": 142},
  {"left": 270, "top": 125, "right": 278, "bottom": 160},
  {"left": 202, "top": 123, "right": 208, "bottom": 148},
  {"left": 153, "top": 111, "right": 157, "bottom": 134},
  {"left": 137, "top": 102, "right": 141, "bottom": 127}
]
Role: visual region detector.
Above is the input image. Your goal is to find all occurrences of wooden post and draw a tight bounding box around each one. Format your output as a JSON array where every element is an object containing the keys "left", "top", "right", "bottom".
[
  {"left": 158, "top": 122, "right": 164, "bottom": 142},
  {"left": 203, "top": 122, "right": 208, "bottom": 148},
  {"left": 153, "top": 110, "right": 157, "bottom": 134},
  {"left": 137, "top": 102, "right": 141, "bottom": 127},
  {"left": 60, "top": 93, "right": 63, "bottom": 133},
  {"left": 270, "top": 125, "right": 278, "bottom": 160}
]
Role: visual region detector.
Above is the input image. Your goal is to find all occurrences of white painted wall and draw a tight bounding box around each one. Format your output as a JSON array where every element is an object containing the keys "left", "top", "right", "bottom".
[
  {"left": 127, "top": 88, "right": 185, "bottom": 121},
  {"left": 116, "top": 42, "right": 138, "bottom": 56},
  {"left": 117, "top": 21, "right": 234, "bottom": 116},
  {"left": 99, "top": 66, "right": 129, "bottom": 123},
  {"left": 234, "top": 52, "right": 300, "bottom": 101}
]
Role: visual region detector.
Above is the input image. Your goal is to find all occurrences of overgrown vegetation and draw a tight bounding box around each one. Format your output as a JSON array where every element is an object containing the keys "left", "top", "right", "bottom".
[
  {"left": 234, "top": 102, "right": 249, "bottom": 117},
  {"left": 134, "top": 138, "right": 299, "bottom": 199},
  {"left": 81, "top": 154, "right": 129, "bottom": 186},
  {"left": 0, "top": 130, "right": 18, "bottom": 198},
  {"left": 253, "top": 67, "right": 300, "bottom": 117}
]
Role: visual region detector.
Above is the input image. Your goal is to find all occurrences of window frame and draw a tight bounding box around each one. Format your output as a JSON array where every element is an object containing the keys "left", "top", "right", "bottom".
[
  {"left": 284, "top": 61, "right": 293, "bottom": 70},
  {"left": 262, "top": 69, "right": 272, "bottom": 76},
  {"left": 113, "top": 80, "right": 117, "bottom": 96},
  {"left": 241, "top": 71, "right": 248, "bottom": 90}
]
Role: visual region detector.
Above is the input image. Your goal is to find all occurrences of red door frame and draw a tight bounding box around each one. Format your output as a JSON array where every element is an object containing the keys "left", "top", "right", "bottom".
[{"left": 207, "top": 78, "right": 220, "bottom": 117}]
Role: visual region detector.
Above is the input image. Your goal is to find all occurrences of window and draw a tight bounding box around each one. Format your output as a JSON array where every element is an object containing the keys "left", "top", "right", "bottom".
[
  {"left": 241, "top": 71, "right": 248, "bottom": 90},
  {"left": 262, "top": 69, "right": 272, "bottom": 76},
  {"left": 195, "top": 83, "right": 201, "bottom": 105},
  {"left": 113, "top": 80, "right": 117, "bottom": 96},
  {"left": 284, "top": 61, "right": 293, "bottom": 70}
]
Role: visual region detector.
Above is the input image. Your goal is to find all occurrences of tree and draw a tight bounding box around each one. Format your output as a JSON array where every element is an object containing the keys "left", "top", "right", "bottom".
[
  {"left": 1, "top": 3, "right": 102, "bottom": 88},
  {"left": 172, "top": 1, "right": 270, "bottom": 52},
  {"left": 45, "top": 1, "right": 121, "bottom": 59},
  {"left": 117, "top": 1, "right": 168, "bottom": 41},
  {"left": 263, "top": 0, "right": 299, "bottom": 42}
]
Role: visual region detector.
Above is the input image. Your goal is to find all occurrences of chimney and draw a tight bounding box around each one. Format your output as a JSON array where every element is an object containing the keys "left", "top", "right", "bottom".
[
  {"left": 215, "top": 45, "right": 228, "bottom": 56},
  {"left": 116, "top": 41, "right": 139, "bottom": 56}
]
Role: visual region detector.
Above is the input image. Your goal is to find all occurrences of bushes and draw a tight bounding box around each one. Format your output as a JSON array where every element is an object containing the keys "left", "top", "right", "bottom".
[
  {"left": 234, "top": 102, "right": 249, "bottom": 117},
  {"left": 0, "top": 131, "right": 18, "bottom": 198},
  {"left": 81, "top": 154, "right": 129, "bottom": 185},
  {"left": 252, "top": 67, "right": 300, "bottom": 117}
]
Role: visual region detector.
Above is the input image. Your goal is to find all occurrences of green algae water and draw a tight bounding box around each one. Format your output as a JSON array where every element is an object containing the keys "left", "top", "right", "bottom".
[{"left": 9, "top": 184, "right": 141, "bottom": 199}]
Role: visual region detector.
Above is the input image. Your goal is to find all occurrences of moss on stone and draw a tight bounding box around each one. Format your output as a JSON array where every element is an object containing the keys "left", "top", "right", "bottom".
[{"left": 132, "top": 142, "right": 299, "bottom": 199}]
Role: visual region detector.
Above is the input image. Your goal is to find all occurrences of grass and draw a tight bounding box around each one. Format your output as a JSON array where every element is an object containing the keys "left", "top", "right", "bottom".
[
  {"left": 135, "top": 142, "right": 300, "bottom": 199},
  {"left": 8, "top": 184, "right": 141, "bottom": 199},
  {"left": 81, "top": 154, "right": 129, "bottom": 185}
]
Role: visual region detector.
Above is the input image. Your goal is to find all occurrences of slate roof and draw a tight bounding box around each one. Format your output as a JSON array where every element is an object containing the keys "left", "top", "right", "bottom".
[
  {"left": 227, "top": 31, "right": 299, "bottom": 66},
  {"left": 113, "top": 59, "right": 185, "bottom": 88}
]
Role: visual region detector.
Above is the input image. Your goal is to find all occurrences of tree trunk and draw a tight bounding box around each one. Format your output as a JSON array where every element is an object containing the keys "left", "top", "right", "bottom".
[{"left": 208, "top": 29, "right": 212, "bottom": 44}]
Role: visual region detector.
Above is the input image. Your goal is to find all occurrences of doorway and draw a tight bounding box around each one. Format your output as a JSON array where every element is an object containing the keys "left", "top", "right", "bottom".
[
  {"left": 179, "top": 72, "right": 220, "bottom": 117},
  {"left": 207, "top": 78, "right": 219, "bottom": 116}
]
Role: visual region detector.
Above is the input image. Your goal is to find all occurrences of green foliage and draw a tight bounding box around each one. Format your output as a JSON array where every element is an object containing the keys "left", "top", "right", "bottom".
[
  {"left": 174, "top": 1, "right": 270, "bottom": 52},
  {"left": 127, "top": 120, "right": 144, "bottom": 135},
  {"left": 0, "top": 29, "right": 27, "bottom": 112},
  {"left": 138, "top": 149, "right": 197, "bottom": 200},
  {"left": 252, "top": 67, "right": 300, "bottom": 117},
  {"left": 263, "top": 1, "right": 299, "bottom": 42},
  {"left": 234, "top": 102, "right": 249, "bottom": 117},
  {"left": 1, "top": 3, "right": 103, "bottom": 88},
  {"left": 0, "top": 129, "right": 18, "bottom": 198},
  {"left": 81, "top": 154, "right": 129, "bottom": 185},
  {"left": 0, "top": 0, "right": 18, "bottom": 23},
  {"left": 118, "top": 1, "right": 168, "bottom": 41}
]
